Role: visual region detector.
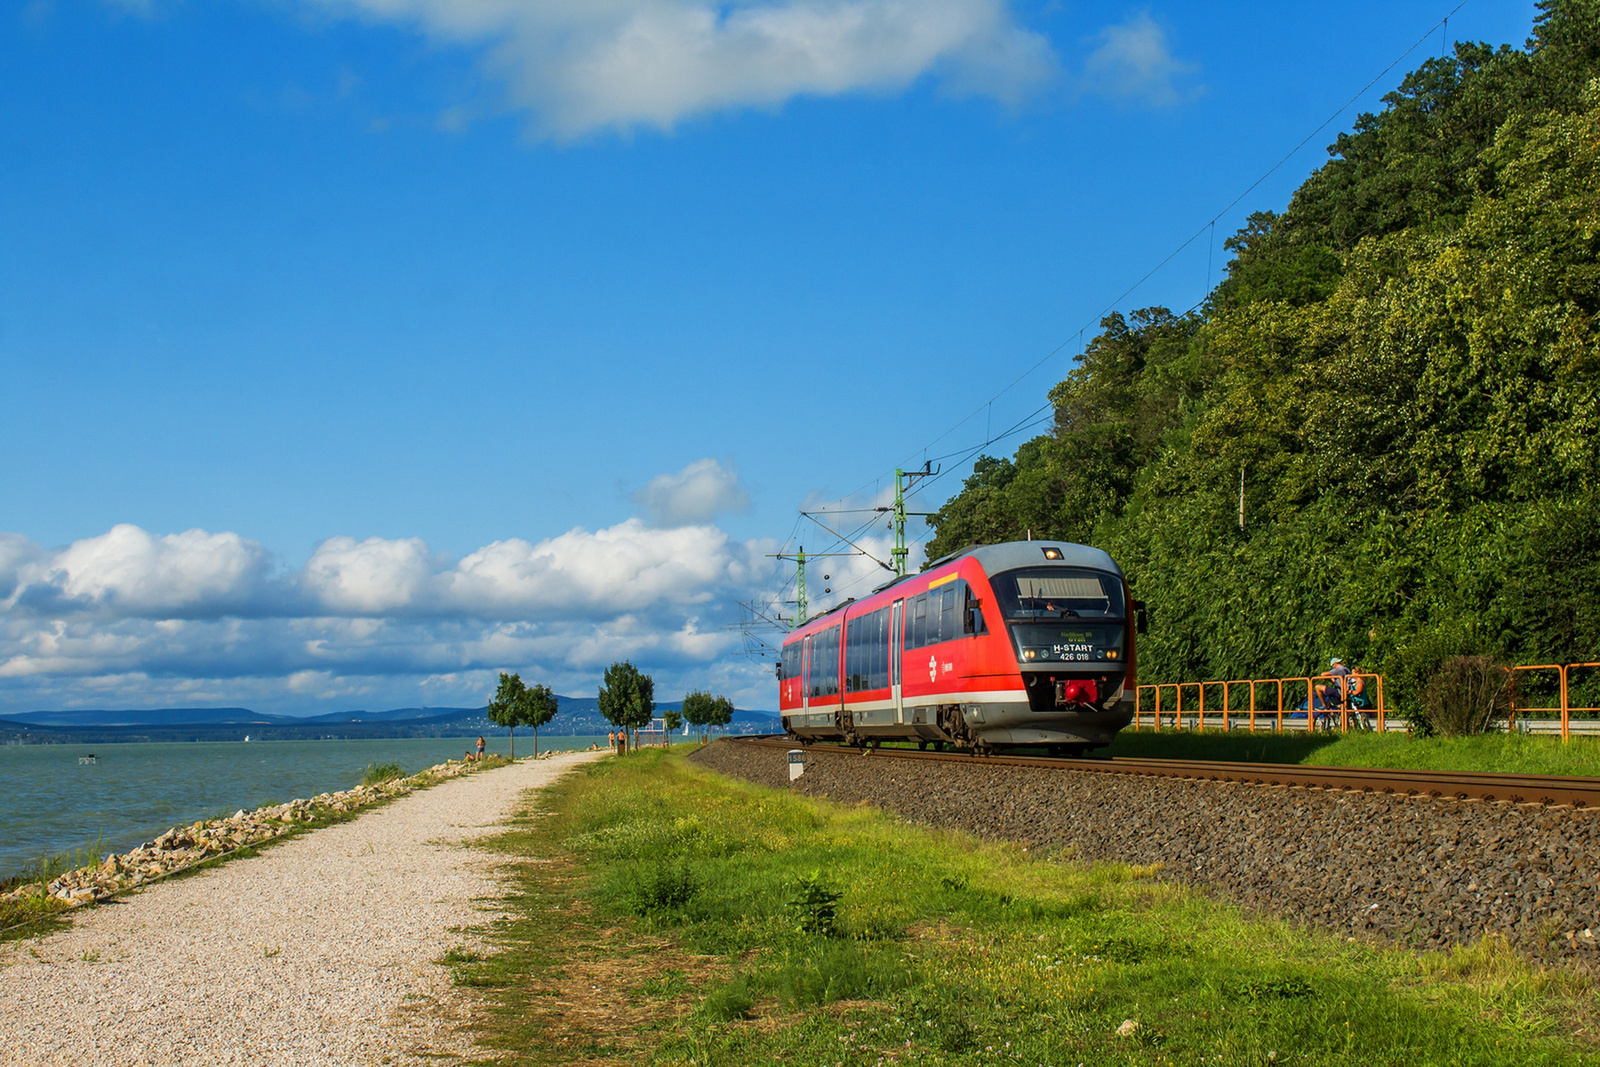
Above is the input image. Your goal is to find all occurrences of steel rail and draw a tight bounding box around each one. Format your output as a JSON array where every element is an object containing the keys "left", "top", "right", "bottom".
[{"left": 727, "top": 736, "right": 1600, "bottom": 808}]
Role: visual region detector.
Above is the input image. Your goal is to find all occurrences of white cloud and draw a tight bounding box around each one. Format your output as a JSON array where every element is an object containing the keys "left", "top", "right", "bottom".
[
  {"left": 0, "top": 510, "right": 781, "bottom": 713},
  {"left": 1, "top": 525, "right": 277, "bottom": 619},
  {"left": 306, "top": 0, "right": 1056, "bottom": 137},
  {"left": 303, "top": 535, "right": 436, "bottom": 614},
  {"left": 1081, "top": 11, "right": 1197, "bottom": 106},
  {"left": 632, "top": 458, "right": 750, "bottom": 526}
]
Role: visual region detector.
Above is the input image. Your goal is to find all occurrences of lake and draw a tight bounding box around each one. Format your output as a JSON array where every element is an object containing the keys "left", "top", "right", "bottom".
[{"left": 0, "top": 734, "right": 606, "bottom": 881}]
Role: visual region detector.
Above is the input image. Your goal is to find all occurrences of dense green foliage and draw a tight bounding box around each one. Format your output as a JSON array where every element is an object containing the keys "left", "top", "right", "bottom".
[{"left": 928, "top": 2, "right": 1600, "bottom": 710}]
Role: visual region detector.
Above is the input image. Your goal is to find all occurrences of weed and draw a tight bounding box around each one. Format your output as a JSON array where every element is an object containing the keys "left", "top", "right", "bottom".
[
  {"left": 630, "top": 858, "right": 697, "bottom": 915},
  {"left": 697, "top": 974, "right": 756, "bottom": 1021},
  {"left": 79, "top": 949, "right": 99, "bottom": 962},
  {"left": 787, "top": 869, "right": 841, "bottom": 936},
  {"left": 360, "top": 761, "right": 403, "bottom": 787}
]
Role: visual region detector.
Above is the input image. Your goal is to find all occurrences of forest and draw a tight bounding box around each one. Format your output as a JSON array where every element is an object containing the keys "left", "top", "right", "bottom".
[{"left": 925, "top": 1, "right": 1600, "bottom": 710}]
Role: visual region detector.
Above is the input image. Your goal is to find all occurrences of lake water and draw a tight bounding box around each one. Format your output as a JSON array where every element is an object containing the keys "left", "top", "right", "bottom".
[{"left": 0, "top": 735, "right": 606, "bottom": 881}]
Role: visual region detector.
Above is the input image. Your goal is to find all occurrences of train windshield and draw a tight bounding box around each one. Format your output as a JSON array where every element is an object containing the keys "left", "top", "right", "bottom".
[{"left": 989, "top": 567, "right": 1125, "bottom": 620}]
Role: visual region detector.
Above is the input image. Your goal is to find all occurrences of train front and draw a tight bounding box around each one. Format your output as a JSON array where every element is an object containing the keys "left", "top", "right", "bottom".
[{"left": 965, "top": 542, "right": 1138, "bottom": 751}]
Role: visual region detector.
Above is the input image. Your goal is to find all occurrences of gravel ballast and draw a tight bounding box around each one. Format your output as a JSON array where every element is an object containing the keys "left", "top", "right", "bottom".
[
  {"left": 0, "top": 751, "right": 601, "bottom": 1066},
  {"left": 691, "top": 740, "right": 1600, "bottom": 966}
]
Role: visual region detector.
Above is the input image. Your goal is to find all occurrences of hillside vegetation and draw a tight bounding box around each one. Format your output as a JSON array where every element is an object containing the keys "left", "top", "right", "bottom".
[{"left": 927, "top": 1, "right": 1600, "bottom": 709}]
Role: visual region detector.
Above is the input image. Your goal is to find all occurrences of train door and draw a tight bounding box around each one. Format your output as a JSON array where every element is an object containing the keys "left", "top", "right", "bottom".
[
  {"left": 801, "top": 634, "right": 811, "bottom": 719},
  {"left": 891, "top": 599, "right": 904, "bottom": 724}
]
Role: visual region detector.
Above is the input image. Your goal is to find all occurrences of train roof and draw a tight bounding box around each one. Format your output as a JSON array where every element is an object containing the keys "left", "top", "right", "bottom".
[{"left": 790, "top": 539, "right": 1123, "bottom": 635}]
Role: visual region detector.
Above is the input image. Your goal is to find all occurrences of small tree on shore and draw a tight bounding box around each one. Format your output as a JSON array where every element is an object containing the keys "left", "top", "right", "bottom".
[
  {"left": 598, "top": 661, "right": 655, "bottom": 750},
  {"left": 663, "top": 708, "right": 683, "bottom": 742},
  {"left": 710, "top": 695, "right": 735, "bottom": 738},
  {"left": 487, "top": 673, "right": 560, "bottom": 760},
  {"left": 681, "top": 689, "right": 714, "bottom": 743},
  {"left": 522, "top": 683, "right": 560, "bottom": 758}
]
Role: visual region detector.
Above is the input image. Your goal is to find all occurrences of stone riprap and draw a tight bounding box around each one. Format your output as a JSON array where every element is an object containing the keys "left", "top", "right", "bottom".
[
  {"left": 0, "top": 750, "right": 602, "bottom": 1067},
  {"left": 2, "top": 758, "right": 492, "bottom": 915},
  {"left": 689, "top": 740, "right": 1600, "bottom": 967}
]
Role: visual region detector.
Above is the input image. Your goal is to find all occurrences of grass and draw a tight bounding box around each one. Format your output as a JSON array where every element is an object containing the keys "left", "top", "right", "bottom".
[
  {"left": 361, "top": 760, "right": 405, "bottom": 786},
  {"left": 459, "top": 748, "right": 1600, "bottom": 1066},
  {"left": 1103, "top": 728, "right": 1600, "bottom": 777}
]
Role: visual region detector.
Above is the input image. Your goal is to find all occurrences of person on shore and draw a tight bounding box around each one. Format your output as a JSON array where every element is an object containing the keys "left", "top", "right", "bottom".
[
  {"left": 608, "top": 729, "right": 616, "bottom": 749},
  {"left": 476, "top": 735, "right": 486, "bottom": 761}
]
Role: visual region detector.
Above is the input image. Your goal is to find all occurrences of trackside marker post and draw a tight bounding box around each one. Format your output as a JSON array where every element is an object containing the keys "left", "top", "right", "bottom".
[{"left": 788, "top": 749, "right": 806, "bottom": 781}]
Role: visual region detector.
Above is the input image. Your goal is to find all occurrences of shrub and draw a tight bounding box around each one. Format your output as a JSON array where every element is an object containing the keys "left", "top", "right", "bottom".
[
  {"left": 631, "top": 859, "right": 697, "bottom": 914},
  {"left": 361, "top": 762, "right": 403, "bottom": 786},
  {"left": 1419, "top": 655, "right": 1516, "bottom": 737}
]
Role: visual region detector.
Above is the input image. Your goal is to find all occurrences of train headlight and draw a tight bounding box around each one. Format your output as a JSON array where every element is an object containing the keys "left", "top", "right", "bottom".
[
  {"left": 1042, "top": 547, "right": 1063, "bottom": 560},
  {"left": 1023, "top": 649, "right": 1037, "bottom": 660},
  {"left": 1107, "top": 649, "right": 1119, "bottom": 659}
]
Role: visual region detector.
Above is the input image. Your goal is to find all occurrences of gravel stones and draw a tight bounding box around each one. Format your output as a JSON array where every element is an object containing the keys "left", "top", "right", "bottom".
[
  {"left": 690, "top": 741, "right": 1600, "bottom": 967},
  {"left": 4, "top": 762, "right": 481, "bottom": 912},
  {"left": 0, "top": 751, "right": 602, "bottom": 1066}
]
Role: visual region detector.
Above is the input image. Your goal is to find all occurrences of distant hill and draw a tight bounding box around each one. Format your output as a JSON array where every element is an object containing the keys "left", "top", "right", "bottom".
[
  {"left": 0, "top": 697, "right": 780, "bottom": 744},
  {"left": 0, "top": 707, "right": 293, "bottom": 727}
]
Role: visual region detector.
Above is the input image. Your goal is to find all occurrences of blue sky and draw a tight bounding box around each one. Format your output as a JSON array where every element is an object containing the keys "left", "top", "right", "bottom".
[{"left": 0, "top": 0, "right": 1537, "bottom": 714}]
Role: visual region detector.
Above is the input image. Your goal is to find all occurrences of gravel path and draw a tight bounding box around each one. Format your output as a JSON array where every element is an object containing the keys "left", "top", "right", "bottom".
[{"left": 0, "top": 751, "right": 602, "bottom": 1067}]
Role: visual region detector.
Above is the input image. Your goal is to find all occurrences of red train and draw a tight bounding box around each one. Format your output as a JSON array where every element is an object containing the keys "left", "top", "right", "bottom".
[{"left": 777, "top": 540, "right": 1142, "bottom": 754}]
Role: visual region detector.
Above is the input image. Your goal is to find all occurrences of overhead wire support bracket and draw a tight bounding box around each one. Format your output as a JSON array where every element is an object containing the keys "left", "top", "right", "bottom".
[
  {"left": 765, "top": 544, "right": 858, "bottom": 627},
  {"left": 892, "top": 462, "right": 939, "bottom": 578}
]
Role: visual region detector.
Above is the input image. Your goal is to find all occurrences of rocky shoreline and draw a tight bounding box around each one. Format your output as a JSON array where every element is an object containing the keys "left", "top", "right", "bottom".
[{"left": 1, "top": 756, "right": 506, "bottom": 917}]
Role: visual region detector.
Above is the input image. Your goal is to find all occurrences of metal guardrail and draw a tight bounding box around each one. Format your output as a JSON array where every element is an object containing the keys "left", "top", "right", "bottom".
[
  {"left": 1509, "top": 663, "right": 1600, "bottom": 741},
  {"left": 1134, "top": 674, "right": 1386, "bottom": 734},
  {"left": 1136, "top": 662, "right": 1600, "bottom": 741}
]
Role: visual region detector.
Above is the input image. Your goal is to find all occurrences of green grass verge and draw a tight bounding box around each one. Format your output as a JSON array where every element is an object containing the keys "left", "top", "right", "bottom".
[
  {"left": 462, "top": 749, "right": 1598, "bottom": 1066},
  {"left": 1103, "top": 729, "right": 1600, "bottom": 777}
]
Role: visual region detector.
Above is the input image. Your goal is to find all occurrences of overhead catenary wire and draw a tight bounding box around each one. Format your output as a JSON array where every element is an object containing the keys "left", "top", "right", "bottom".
[{"left": 815, "top": 0, "right": 1473, "bottom": 518}]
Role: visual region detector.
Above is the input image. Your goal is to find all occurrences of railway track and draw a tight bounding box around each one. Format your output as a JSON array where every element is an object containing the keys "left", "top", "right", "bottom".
[{"left": 729, "top": 736, "right": 1600, "bottom": 808}]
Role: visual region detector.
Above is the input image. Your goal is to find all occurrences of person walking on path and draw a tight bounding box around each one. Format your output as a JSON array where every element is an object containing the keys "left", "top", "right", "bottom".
[{"left": 476, "top": 735, "right": 486, "bottom": 761}]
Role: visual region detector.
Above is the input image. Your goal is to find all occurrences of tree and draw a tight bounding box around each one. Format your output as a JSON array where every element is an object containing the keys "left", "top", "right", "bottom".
[
  {"left": 681, "top": 689, "right": 714, "bottom": 743},
  {"left": 663, "top": 708, "right": 684, "bottom": 739},
  {"left": 710, "top": 695, "right": 735, "bottom": 738},
  {"left": 598, "top": 661, "right": 655, "bottom": 750},
  {"left": 521, "top": 683, "right": 559, "bottom": 758},
  {"left": 486, "top": 672, "right": 560, "bottom": 760}
]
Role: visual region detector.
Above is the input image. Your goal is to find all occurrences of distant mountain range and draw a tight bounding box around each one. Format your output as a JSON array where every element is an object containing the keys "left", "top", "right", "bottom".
[{"left": 0, "top": 698, "right": 780, "bottom": 745}]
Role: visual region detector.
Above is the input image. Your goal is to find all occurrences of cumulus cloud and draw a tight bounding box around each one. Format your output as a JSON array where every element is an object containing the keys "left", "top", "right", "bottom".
[
  {"left": 632, "top": 458, "right": 750, "bottom": 527},
  {"left": 305, "top": 0, "right": 1056, "bottom": 137},
  {"left": 1080, "top": 11, "right": 1197, "bottom": 106},
  {"left": 1, "top": 525, "right": 279, "bottom": 619},
  {"left": 0, "top": 510, "right": 781, "bottom": 713}
]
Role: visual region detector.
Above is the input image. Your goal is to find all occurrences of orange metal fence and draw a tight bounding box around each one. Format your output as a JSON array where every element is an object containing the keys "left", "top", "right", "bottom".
[
  {"left": 1134, "top": 674, "right": 1386, "bottom": 734},
  {"left": 1135, "top": 662, "right": 1600, "bottom": 739},
  {"left": 1509, "top": 662, "right": 1600, "bottom": 741}
]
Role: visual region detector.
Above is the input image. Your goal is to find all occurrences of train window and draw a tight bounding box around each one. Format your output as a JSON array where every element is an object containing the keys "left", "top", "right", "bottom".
[
  {"left": 991, "top": 568, "right": 1125, "bottom": 619},
  {"left": 909, "top": 594, "right": 927, "bottom": 649},
  {"left": 964, "top": 582, "right": 986, "bottom": 635},
  {"left": 780, "top": 641, "right": 803, "bottom": 681},
  {"left": 807, "top": 625, "right": 842, "bottom": 699},
  {"left": 845, "top": 606, "right": 891, "bottom": 691}
]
